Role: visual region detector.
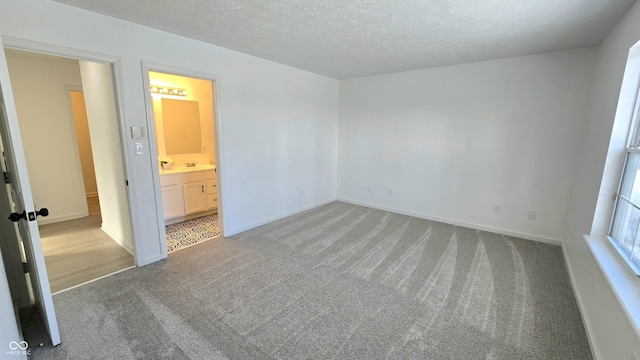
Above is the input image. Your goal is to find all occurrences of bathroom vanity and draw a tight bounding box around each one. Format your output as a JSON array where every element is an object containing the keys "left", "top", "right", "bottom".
[{"left": 159, "top": 165, "right": 217, "bottom": 224}]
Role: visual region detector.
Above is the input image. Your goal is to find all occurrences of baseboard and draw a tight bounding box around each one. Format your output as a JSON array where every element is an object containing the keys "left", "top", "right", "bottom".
[
  {"left": 101, "top": 224, "right": 134, "bottom": 255},
  {"left": 37, "top": 212, "right": 85, "bottom": 225},
  {"left": 85, "top": 192, "right": 98, "bottom": 198},
  {"left": 562, "top": 243, "right": 602, "bottom": 360},
  {"left": 336, "top": 197, "right": 563, "bottom": 245},
  {"left": 225, "top": 198, "right": 337, "bottom": 237},
  {"left": 138, "top": 254, "right": 164, "bottom": 267}
]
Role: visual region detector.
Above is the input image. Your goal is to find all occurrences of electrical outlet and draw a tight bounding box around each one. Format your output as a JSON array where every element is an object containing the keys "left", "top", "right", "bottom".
[
  {"left": 492, "top": 204, "right": 501, "bottom": 214},
  {"left": 388, "top": 189, "right": 392, "bottom": 196},
  {"left": 368, "top": 186, "right": 372, "bottom": 193},
  {"left": 527, "top": 210, "right": 537, "bottom": 220}
]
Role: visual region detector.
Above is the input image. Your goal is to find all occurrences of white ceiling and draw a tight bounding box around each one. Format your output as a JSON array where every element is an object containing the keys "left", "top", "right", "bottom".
[{"left": 53, "top": 0, "right": 636, "bottom": 79}]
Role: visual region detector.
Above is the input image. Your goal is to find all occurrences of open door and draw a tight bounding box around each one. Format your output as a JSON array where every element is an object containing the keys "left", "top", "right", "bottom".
[
  {"left": 0, "top": 137, "right": 30, "bottom": 309},
  {"left": 0, "top": 82, "right": 60, "bottom": 345}
]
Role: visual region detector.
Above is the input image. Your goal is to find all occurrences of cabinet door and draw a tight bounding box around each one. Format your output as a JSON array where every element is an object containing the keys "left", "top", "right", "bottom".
[
  {"left": 161, "top": 184, "right": 185, "bottom": 219},
  {"left": 184, "top": 181, "right": 207, "bottom": 214}
]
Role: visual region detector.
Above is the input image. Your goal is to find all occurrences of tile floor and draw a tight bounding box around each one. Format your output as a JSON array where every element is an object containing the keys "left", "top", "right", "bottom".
[{"left": 166, "top": 213, "right": 220, "bottom": 253}]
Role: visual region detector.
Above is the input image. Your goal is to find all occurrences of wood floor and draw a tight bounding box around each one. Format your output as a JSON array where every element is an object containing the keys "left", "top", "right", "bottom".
[{"left": 39, "top": 197, "right": 134, "bottom": 293}]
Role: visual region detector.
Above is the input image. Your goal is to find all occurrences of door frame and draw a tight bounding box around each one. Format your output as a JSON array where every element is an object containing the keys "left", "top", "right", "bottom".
[
  {"left": 1, "top": 36, "right": 141, "bottom": 265},
  {"left": 141, "top": 62, "right": 225, "bottom": 258}
]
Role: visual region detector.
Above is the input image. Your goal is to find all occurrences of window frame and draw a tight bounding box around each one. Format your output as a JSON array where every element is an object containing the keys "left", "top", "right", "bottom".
[{"left": 608, "top": 86, "right": 640, "bottom": 277}]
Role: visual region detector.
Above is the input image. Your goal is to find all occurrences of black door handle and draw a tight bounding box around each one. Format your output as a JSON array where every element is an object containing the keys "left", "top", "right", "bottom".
[
  {"left": 8, "top": 211, "right": 27, "bottom": 222},
  {"left": 8, "top": 208, "right": 49, "bottom": 222}
]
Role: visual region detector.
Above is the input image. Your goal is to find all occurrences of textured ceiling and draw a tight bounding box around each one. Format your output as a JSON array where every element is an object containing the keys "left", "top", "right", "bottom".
[{"left": 53, "top": 0, "right": 636, "bottom": 79}]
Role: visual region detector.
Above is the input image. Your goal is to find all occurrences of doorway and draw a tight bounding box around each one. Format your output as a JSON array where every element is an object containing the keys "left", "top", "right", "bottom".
[
  {"left": 3, "top": 49, "right": 134, "bottom": 293},
  {"left": 143, "top": 67, "right": 224, "bottom": 254}
]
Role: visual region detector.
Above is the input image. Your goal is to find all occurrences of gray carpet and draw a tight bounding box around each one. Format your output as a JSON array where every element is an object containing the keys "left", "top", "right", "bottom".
[{"left": 30, "top": 202, "right": 592, "bottom": 359}]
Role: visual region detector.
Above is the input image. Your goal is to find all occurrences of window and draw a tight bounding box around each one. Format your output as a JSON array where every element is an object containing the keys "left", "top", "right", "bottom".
[{"left": 610, "top": 98, "right": 640, "bottom": 274}]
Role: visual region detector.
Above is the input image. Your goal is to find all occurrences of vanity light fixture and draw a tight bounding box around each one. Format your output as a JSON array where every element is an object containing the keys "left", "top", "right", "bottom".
[{"left": 150, "top": 85, "right": 188, "bottom": 96}]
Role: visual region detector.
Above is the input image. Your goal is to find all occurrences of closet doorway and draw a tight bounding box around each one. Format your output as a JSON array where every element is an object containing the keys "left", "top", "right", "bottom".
[{"left": 4, "top": 49, "right": 134, "bottom": 293}]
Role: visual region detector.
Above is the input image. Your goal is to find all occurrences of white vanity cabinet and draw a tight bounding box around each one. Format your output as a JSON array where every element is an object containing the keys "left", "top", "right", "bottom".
[
  {"left": 183, "top": 172, "right": 207, "bottom": 214},
  {"left": 205, "top": 170, "right": 218, "bottom": 209},
  {"left": 160, "top": 169, "right": 217, "bottom": 221},
  {"left": 160, "top": 174, "right": 185, "bottom": 219}
]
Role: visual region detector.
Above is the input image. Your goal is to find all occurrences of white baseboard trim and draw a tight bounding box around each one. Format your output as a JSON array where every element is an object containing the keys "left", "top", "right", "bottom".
[
  {"left": 225, "top": 198, "right": 337, "bottom": 237},
  {"left": 101, "top": 224, "right": 134, "bottom": 255},
  {"left": 138, "top": 254, "right": 164, "bottom": 267},
  {"left": 37, "top": 212, "right": 85, "bottom": 225},
  {"left": 336, "top": 198, "right": 563, "bottom": 245},
  {"left": 562, "top": 243, "right": 602, "bottom": 360}
]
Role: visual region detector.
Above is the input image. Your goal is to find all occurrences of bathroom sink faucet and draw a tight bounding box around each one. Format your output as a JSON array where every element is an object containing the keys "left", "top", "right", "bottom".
[{"left": 185, "top": 162, "right": 197, "bottom": 167}]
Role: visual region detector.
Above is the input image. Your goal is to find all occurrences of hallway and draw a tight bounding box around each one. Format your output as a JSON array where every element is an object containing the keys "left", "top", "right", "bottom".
[{"left": 39, "top": 198, "right": 134, "bottom": 293}]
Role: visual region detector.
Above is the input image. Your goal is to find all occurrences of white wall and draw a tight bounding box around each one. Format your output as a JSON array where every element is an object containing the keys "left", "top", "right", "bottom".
[
  {"left": 70, "top": 91, "right": 98, "bottom": 197},
  {"left": 565, "top": 1, "right": 640, "bottom": 359},
  {"left": 0, "top": 0, "right": 339, "bottom": 265},
  {"left": 79, "top": 61, "right": 133, "bottom": 254},
  {"left": 338, "top": 48, "right": 596, "bottom": 242},
  {"left": 5, "top": 52, "right": 87, "bottom": 224}
]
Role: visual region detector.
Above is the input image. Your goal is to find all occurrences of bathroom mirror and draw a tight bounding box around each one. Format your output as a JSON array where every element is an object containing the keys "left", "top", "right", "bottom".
[{"left": 161, "top": 98, "right": 201, "bottom": 155}]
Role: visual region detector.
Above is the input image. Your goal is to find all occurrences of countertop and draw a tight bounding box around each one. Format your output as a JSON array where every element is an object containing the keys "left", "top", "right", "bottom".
[{"left": 159, "top": 164, "right": 216, "bottom": 175}]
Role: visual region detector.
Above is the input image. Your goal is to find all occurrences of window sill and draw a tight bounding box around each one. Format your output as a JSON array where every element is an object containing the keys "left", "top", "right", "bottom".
[
  {"left": 585, "top": 234, "right": 640, "bottom": 338},
  {"left": 606, "top": 235, "right": 640, "bottom": 276}
]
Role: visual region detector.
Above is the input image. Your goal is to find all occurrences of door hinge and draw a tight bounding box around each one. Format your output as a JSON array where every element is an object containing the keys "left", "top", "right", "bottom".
[
  {"left": 3, "top": 171, "right": 9, "bottom": 184},
  {"left": 22, "top": 262, "right": 29, "bottom": 274},
  {"left": 125, "top": 180, "right": 129, "bottom": 186}
]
